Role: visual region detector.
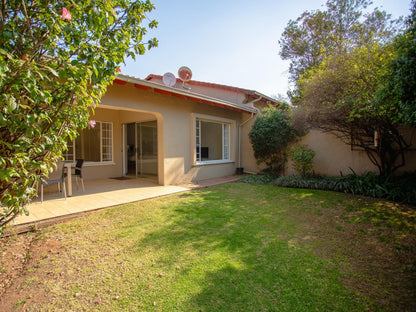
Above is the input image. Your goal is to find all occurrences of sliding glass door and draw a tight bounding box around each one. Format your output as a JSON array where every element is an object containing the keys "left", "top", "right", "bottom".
[
  {"left": 125, "top": 121, "right": 158, "bottom": 180},
  {"left": 136, "top": 121, "right": 158, "bottom": 179}
]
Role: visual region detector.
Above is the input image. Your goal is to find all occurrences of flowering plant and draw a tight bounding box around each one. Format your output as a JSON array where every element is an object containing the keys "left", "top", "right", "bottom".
[
  {"left": 89, "top": 120, "right": 96, "bottom": 128},
  {"left": 61, "top": 7, "right": 72, "bottom": 20},
  {"left": 0, "top": 0, "right": 158, "bottom": 231}
]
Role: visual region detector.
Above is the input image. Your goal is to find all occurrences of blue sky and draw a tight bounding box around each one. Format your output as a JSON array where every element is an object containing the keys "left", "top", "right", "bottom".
[{"left": 121, "top": 0, "right": 412, "bottom": 98}]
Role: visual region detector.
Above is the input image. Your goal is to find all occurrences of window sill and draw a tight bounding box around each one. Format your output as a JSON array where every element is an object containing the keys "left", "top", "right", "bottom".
[{"left": 194, "top": 160, "right": 234, "bottom": 166}]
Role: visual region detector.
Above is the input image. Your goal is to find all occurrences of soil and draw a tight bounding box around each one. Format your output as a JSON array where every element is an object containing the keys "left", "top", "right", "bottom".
[{"left": 0, "top": 233, "right": 65, "bottom": 310}]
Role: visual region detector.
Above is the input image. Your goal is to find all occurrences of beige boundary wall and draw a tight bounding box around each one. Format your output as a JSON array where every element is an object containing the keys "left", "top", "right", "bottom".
[
  {"left": 287, "top": 130, "right": 375, "bottom": 176},
  {"left": 287, "top": 129, "right": 416, "bottom": 176},
  {"left": 239, "top": 114, "right": 416, "bottom": 177}
]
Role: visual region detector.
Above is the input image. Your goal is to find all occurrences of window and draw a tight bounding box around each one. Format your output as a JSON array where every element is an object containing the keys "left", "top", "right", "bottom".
[
  {"left": 63, "top": 121, "right": 113, "bottom": 163},
  {"left": 195, "top": 117, "right": 231, "bottom": 163}
]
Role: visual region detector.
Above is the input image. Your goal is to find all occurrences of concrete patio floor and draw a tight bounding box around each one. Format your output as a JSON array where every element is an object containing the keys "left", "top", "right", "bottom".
[{"left": 10, "top": 175, "right": 240, "bottom": 233}]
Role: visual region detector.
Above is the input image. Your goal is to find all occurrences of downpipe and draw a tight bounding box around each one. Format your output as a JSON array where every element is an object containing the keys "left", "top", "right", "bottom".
[{"left": 237, "top": 97, "right": 262, "bottom": 174}]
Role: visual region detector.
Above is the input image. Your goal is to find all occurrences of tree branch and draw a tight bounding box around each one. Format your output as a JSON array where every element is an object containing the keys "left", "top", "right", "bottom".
[{"left": 0, "top": 0, "right": 5, "bottom": 33}]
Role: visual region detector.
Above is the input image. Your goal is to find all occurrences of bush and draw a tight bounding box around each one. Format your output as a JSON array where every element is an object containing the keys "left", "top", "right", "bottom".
[
  {"left": 289, "top": 145, "right": 316, "bottom": 176},
  {"left": 240, "top": 172, "right": 416, "bottom": 205},
  {"left": 273, "top": 172, "right": 416, "bottom": 205},
  {"left": 249, "top": 107, "right": 297, "bottom": 175},
  {"left": 237, "top": 174, "right": 278, "bottom": 185},
  {"left": 273, "top": 175, "right": 340, "bottom": 191}
]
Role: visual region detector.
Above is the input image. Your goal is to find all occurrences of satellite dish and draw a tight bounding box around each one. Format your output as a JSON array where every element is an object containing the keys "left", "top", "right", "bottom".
[
  {"left": 178, "top": 66, "right": 192, "bottom": 82},
  {"left": 162, "top": 72, "right": 176, "bottom": 87}
]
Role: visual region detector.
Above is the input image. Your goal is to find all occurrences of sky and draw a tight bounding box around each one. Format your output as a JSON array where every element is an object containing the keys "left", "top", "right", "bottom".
[{"left": 121, "top": 0, "right": 413, "bottom": 98}]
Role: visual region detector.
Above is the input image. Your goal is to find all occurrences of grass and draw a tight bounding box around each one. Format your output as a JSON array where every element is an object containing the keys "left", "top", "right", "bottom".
[{"left": 1, "top": 183, "right": 415, "bottom": 311}]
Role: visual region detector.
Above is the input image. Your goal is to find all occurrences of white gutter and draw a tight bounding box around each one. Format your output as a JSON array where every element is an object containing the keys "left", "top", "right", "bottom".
[
  {"left": 237, "top": 96, "right": 262, "bottom": 168},
  {"left": 253, "top": 91, "right": 279, "bottom": 106}
]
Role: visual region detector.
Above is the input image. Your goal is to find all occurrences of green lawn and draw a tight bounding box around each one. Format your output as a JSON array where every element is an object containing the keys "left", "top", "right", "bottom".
[{"left": 1, "top": 183, "right": 415, "bottom": 311}]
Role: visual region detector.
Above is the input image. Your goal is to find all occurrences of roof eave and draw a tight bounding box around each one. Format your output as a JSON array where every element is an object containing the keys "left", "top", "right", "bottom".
[
  {"left": 114, "top": 75, "right": 258, "bottom": 114},
  {"left": 252, "top": 91, "right": 280, "bottom": 107}
]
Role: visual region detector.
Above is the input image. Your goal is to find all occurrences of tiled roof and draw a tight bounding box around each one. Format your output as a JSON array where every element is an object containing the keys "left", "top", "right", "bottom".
[
  {"left": 113, "top": 74, "right": 258, "bottom": 114},
  {"left": 145, "top": 74, "right": 278, "bottom": 105},
  {"left": 145, "top": 74, "right": 255, "bottom": 95}
]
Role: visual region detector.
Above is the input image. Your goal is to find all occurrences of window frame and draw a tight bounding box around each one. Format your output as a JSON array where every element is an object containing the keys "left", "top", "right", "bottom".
[
  {"left": 192, "top": 113, "right": 235, "bottom": 166},
  {"left": 63, "top": 121, "right": 114, "bottom": 165}
]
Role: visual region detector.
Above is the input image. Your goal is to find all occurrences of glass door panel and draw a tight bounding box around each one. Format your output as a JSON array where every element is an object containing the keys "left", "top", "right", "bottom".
[{"left": 136, "top": 120, "right": 157, "bottom": 180}]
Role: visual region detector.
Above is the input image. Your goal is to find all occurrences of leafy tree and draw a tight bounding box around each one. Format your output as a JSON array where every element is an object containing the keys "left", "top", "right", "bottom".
[
  {"left": 279, "top": 0, "right": 399, "bottom": 82},
  {"left": 376, "top": 0, "right": 416, "bottom": 126},
  {"left": 249, "top": 107, "right": 297, "bottom": 175},
  {"left": 0, "top": 0, "right": 157, "bottom": 231},
  {"left": 281, "top": 0, "right": 414, "bottom": 176},
  {"left": 293, "top": 43, "right": 412, "bottom": 175}
]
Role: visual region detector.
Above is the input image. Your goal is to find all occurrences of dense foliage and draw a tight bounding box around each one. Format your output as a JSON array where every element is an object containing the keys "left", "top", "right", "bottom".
[
  {"left": 377, "top": 0, "right": 416, "bottom": 126},
  {"left": 293, "top": 43, "right": 413, "bottom": 175},
  {"left": 0, "top": 0, "right": 157, "bottom": 231},
  {"left": 274, "top": 173, "right": 416, "bottom": 205},
  {"left": 281, "top": 0, "right": 415, "bottom": 176},
  {"left": 237, "top": 174, "right": 278, "bottom": 185},
  {"left": 279, "top": 0, "right": 399, "bottom": 82},
  {"left": 239, "top": 172, "right": 416, "bottom": 205},
  {"left": 249, "top": 107, "right": 297, "bottom": 175}
]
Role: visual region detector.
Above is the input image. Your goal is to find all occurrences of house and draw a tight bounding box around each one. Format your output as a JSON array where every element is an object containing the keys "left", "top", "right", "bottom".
[
  {"left": 61, "top": 71, "right": 416, "bottom": 188},
  {"left": 62, "top": 73, "right": 278, "bottom": 186}
]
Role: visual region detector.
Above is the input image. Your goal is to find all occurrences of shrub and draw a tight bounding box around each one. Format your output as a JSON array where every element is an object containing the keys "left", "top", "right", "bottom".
[
  {"left": 238, "top": 172, "right": 416, "bottom": 205},
  {"left": 289, "top": 145, "right": 316, "bottom": 176},
  {"left": 249, "top": 107, "right": 297, "bottom": 175},
  {"left": 237, "top": 174, "right": 278, "bottom": 185}
]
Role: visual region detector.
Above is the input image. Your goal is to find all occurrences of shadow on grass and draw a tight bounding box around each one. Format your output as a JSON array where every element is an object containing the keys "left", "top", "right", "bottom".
[{"left": 132, "top": 183, "right": 366, "bottom": 311}]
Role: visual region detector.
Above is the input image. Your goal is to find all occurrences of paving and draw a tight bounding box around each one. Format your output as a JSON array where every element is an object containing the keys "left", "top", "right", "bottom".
[{"left": 9, "top": 175, "right": 241, "bottom": 234}]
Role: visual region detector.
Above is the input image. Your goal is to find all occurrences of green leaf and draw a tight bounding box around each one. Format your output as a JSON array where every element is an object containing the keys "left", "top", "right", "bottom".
[
  {"left": 0, "top": 0, "right": 158, "bottom": 230},
  {"left": 44, "top": 65, "right": 59, "bottom": 77}
]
